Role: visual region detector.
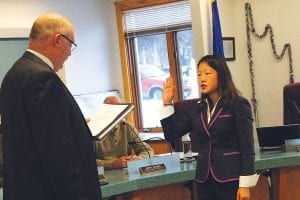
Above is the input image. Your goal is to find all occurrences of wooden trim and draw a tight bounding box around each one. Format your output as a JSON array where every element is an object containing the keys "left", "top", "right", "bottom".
[
  {"left": 127, "top": 39, "right": 142, "bottom": 129},
  {"left": 166, "top": 32, "right": 180, "bottom": 102},
  {"left": 149, "top": 127, "right": 164, "bottom": 133},
  {"left": 271, "top": 166, "right": 294, "bottom": 200},
  {"left": 114, "top": 0, "right": 184, "bottom": 127},
  {"left": 115, "top": 4, "right": 134, "bottom": 122},
  {"left": 125, "top": 24, "right": 192, "bottom": 38},
  {"left": 114, "top": 0, "right": 182, "bottom": 11}
]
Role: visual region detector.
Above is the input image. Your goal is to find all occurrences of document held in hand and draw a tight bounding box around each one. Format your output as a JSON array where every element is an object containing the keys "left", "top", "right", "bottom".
[{"left": 88, "top": 103, "right": 134, "bottom": 140}]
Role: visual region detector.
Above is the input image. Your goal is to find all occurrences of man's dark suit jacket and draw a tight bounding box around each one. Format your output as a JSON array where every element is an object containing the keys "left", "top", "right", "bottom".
[
  {"left": 161, "top": 96, "right": 255, "bottom": 183},
  {"left": 0, "top": 52, "right": 102, "bottom": 200}
]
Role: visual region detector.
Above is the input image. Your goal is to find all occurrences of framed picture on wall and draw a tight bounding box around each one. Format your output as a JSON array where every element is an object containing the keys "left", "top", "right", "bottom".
[{"left": 223, "top": 37, "right": 235, "bottom": 61}]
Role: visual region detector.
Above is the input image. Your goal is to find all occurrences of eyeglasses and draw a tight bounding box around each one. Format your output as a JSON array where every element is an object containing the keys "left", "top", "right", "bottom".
[{"left": 59, "top": 33, "right": 77, "bottom": 51}]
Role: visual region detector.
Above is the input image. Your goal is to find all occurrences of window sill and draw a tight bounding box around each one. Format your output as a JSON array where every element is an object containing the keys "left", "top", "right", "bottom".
[{"left": 139, "top": 132, "right": 165, "bottom": 142}]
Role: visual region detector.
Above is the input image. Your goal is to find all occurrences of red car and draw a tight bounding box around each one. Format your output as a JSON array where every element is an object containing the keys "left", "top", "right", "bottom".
[{"left": 140, "top": 65, "right": 192, "bottom": 99}]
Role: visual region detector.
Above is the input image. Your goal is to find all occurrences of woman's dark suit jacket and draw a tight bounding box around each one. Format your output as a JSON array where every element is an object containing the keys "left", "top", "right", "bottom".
[
  {"left": 0, "top": 52, "right": 102, "bottom": 200},
  {"left": 161, "top": 96, "right": 255, "bottom": 183}
]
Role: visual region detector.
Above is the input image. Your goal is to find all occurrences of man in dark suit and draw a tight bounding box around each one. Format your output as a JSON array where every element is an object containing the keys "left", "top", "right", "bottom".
[{"left": 0, "top": 13, "right": 102, "bottom": 200}]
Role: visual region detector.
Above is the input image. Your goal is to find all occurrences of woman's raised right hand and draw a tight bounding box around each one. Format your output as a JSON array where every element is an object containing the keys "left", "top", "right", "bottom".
[{"left": 163, "top": 76, "right": 175, "bottom": 105}]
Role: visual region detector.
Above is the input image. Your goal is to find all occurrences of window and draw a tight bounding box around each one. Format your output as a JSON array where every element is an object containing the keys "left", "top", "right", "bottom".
[
  {"left": 176, "top": 30, "right": 198, "bottom": 99},
  {"left": 115, "top": 0, "right": 199, "bottom": 132},
  {"left": 133, "top": 34, "right": 169, "bottom": 128}
]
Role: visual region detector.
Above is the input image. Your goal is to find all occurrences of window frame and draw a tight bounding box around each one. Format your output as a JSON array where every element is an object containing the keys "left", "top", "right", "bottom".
[{"left": 115, "top": 0, "right": 192, "bottom": 132}]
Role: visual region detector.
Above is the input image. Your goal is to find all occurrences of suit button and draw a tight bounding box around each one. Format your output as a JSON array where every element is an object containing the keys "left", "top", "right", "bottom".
[{"left": 75, "top": 168, "right": 81, "bottom": 175}]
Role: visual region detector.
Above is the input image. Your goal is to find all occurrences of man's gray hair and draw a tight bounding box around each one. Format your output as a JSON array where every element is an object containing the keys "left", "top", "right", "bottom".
[{"left": 29, "top": 13, "right": 72, "bottom": 41}]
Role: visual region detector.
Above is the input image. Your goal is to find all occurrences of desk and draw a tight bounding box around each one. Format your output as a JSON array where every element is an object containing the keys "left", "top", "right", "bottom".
[
  {"left": 254, "top": 151, "right": 300, "bottom": 200},
  {"left": 101, "top": 161, "right": 196, "bottom": 198},
  {"left": 101, "top": 150, "right": 300, "bottom": 200},
  {"left": 0, "top": 150, "right": 299, "bottom": 200}
]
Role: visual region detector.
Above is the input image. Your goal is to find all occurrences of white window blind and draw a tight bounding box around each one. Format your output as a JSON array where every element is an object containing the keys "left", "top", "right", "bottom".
[{"left": 124, "top": 1, "right": 191, "bottom": 36}]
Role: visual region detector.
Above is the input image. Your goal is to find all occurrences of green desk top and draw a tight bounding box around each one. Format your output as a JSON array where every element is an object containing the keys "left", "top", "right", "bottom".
[
  {"left": 255, "top": 150, "right": 300, "bottom": 170},
  {"left": 101, "top": 150, "right": 300, "bottom": 198}
]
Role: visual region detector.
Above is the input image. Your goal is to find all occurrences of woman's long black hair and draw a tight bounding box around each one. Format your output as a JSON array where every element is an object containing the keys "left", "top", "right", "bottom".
[{"left": 197, "top": 55, "right": 240, "bottom": 107}]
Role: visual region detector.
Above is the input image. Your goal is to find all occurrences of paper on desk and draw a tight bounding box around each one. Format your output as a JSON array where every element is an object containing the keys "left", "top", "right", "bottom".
[{"left": 87, "top": 103, "right": 134, "bottom": 140}]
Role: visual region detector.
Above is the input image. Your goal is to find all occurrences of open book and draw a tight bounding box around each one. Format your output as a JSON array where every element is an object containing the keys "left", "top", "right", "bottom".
[{"left": 87, "top": 103, "right": 134, "bottom": 140}]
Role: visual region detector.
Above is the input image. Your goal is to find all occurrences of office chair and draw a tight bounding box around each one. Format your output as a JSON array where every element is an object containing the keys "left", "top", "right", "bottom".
[{"left": 283, "top": 82, "right": 300, "bottom": 125}]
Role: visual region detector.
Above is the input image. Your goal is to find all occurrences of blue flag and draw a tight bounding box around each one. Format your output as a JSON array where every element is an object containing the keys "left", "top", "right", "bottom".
[{"left": 212, "top": 0, "right": 224, "bottom": 57}]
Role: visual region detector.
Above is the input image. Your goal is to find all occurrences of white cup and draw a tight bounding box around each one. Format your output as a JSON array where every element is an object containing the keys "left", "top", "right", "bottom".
[{"left": 97, "top": 166, "right": 104, "bottom": 175}]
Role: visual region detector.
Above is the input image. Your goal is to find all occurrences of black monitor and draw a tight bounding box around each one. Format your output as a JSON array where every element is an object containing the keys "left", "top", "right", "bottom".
[{"left": 257, "top": 124, "right": 300, "bottom": 150}]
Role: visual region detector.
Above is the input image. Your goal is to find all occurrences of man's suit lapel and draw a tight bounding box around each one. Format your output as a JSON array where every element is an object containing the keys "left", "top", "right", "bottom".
[
  {"left": 22, "top": 51, "right": 53, "bottom": 71},
  {"left": 23, "top": 51, "right": 73, "bottom": 98}
]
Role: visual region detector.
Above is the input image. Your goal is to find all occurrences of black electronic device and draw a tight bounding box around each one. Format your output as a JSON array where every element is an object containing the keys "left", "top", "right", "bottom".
[{"left": 256, "top": 124, "right": 300, "bottom": 150}]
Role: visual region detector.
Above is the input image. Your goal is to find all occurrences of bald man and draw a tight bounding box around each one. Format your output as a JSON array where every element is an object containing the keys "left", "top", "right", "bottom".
[
  {"left": 103, "top": 95, "right": 121, "bottom": 104},
  {"left": 94, "top": 96, "right": 154, "bottom": 169},
  {"left": 0, "top": 13, "right": 101, "bottom": 200}
]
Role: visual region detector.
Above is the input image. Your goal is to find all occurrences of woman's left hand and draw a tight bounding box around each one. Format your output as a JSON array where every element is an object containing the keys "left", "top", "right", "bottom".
[{"left": 236, "top": 187, "right": 250, "bottom": 200}]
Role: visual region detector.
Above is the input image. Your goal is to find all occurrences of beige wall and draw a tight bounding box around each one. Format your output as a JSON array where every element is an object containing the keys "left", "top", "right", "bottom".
[
  {"left": 191, "top": 0, "right": 300, "bottom": 128},
  {"left": 1, "top": 0, "right": 299, "bottom": 127},
  {"left": 0, "top": 0, "right": 123, "bottom": 97}
]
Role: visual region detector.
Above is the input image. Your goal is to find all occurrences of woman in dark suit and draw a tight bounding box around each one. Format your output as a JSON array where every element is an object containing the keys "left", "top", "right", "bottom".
[{"left": 160, "top": 55, "right": 258, "bottom": 200}]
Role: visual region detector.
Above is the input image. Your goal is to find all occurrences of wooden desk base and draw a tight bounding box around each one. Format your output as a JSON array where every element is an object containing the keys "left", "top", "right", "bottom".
[
  {"left": 104, "top": 182, "right": 191, "bottom": 200},
  {"left": 250, "top": 174, "right": 271, "bottom": 200},
  {"left": 250, "top": 166, "right": 300, "bottom": 200},
  {"left": 132, "top": 182, "right": 191, "bottom": 200},
  {"left": 271, "top": 166, "right": 300, "bottom": 200},
  {"left": 104, "top": 167, "right": 300, "bottom": 200}
]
